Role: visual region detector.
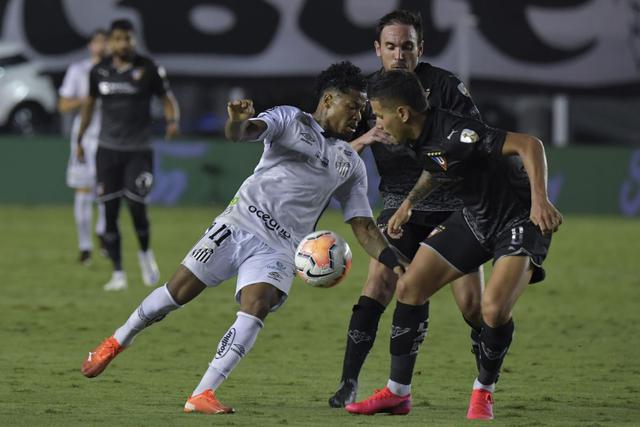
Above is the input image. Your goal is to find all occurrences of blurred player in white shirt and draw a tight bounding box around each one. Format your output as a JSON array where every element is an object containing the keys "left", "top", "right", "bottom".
[
  {"left": 58, "top": 29, "right": 107, "bottom": 265},
  {"left": 80, "top": 62, "right": 407, "bottom": 414}
]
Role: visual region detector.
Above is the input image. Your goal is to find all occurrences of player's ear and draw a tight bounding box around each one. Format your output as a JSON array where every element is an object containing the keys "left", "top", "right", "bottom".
[
  {"left": 417, "top": 40, "right": 424, "bottom": 57},
  {"left": 322, "top": 91, "right": 334, "bottom": 109},
  {"left": 397, "top": 105, "right": 411, "bottom": 123},
  {"left": 374, "top": 40, "right": 382, "bottom": 58}
]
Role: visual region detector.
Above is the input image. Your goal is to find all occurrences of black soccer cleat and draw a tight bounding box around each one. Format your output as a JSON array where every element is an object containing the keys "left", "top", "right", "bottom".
[
  {"left": 78, "top": 250, "right": 92, "bottom": 266},
  {"left": 97, "top": 234, "right": 109, "bottom": 257},
  {"left": 328, "top": 379, "right": 358, "bottom": 408}
]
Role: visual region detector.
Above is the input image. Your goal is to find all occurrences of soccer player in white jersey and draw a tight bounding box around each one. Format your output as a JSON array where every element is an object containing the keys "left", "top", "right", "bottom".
[
  {"left": 80, "top": 62, "right": 407, "bottom": 414},
  {"left": 58, "top": 29, "right": 108, "bottom": 265}
]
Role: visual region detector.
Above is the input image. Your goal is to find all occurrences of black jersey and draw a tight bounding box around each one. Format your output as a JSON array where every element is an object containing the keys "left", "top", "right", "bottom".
[
  {"left": 412, "top": 108, "right": 531, "bottom": 247},
  {"left": 362, "top": 62, "right": 481, "bottom": 211},
  {"left": 90, "top": 54, "right": 170, "bottom": 151}
]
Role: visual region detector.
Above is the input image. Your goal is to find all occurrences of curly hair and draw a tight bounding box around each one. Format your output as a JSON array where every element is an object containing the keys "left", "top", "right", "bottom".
[{"left": 314, "top": 61, "right": 366, "bottom": 103}]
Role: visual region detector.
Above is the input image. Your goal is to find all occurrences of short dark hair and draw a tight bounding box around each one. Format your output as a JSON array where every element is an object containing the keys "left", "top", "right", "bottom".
[
  {"left": 109, "top": 19, "right": 134, "bottom": 35},
  {"left": 314, "top": 61, "right": 366, "bottom": 102},
  {"left": 367, "top": 70, "right": 429, "bottom": 113},
  {"left": 376, "top": 10, "right": 423, "bottom": 44}
]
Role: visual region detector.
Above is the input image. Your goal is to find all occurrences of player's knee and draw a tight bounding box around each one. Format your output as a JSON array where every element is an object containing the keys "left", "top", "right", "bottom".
[
  {"left": 480, "top": 299, "right": 511, "bottom": 326},
  {"left": 396, "top": 276, "right": 423, "bottom": 305},
  {"left": 239, "top": 295, "right": 273, "bottom": 320},
  {"left": 362, "top": 273, "right": 396, "bottom": 305}
]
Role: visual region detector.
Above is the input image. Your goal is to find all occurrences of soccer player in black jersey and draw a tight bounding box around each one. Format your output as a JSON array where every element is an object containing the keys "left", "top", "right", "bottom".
[
  {"left": 345, "top": 71, "right": 562, "bottom": 419},
  {"left": 76, "top": 19, "right": 180, "bottom": 291},
  {"left": 329, "top": 9, "right": 485, "bottom": 408}
]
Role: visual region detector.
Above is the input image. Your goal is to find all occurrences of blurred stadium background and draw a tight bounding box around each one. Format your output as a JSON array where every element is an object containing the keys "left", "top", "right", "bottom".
[{"left": 1, "top": 1, "right": 639, "bottom": 425}]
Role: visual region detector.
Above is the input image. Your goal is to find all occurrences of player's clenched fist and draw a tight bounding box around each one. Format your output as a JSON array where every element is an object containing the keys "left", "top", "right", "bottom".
[{"left": 227, "top": 99, "right": 255, "bottom": 122}]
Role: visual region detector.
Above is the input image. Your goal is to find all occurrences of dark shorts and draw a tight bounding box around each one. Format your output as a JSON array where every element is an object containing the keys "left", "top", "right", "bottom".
[
  {"left": 423, "top": 211, "right": 552, "bottom": 284},
  {"left": 96, "top": 147, "right": 153, "bottom": 203},
  {"left": 376, "top": 208, "right": 453, "bottom": 259}
]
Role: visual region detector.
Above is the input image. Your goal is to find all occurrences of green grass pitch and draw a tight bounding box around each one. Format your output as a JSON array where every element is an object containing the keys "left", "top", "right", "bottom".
[{"left": 1, "top": 205, "right": 639, "bottom": 426}]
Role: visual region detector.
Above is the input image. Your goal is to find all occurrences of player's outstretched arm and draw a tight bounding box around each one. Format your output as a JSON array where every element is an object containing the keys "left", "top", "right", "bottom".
[
  {"left": 349, "top": 127, "right": 396, "bottom": 153},
  {"left": 58, "top": 97, "right": 83, "bottom": 114},
  {"left": 224, "top": 99, "right": 267, "bottom": 142},
  {"left": 75, "top": 95, "right": 96, "bottom": 162},
  {"left": 387, "top": 170, "right": 437, "bottom": 239},
  {"left": 502, "top": 132, "right": 563, "bottom": 234},
  {"left": 348, "top": 216, "right": 406, "bottom": 276}
]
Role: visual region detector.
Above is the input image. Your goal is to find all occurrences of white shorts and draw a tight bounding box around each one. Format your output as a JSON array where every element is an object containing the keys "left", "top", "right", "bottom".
[
  {"left": 181, "top": 222, "right": 296, "bottom": 312},
  {"left": 66, "top": 136, "right": 98, "bottom": 189}
]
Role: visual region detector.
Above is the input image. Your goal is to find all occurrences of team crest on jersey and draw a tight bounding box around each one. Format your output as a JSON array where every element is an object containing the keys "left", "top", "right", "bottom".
[
  {"left": 429, "top": 155, "right": 448, "bottom": 171},
  {"left": 132, "top": 67, "right": 145, "bottom": 81},
  {"left": 460, "top": 129, "right": 479, "bottom": 143},
  {"left": 335, "top": 159, "right": 351, "bottom": 177}
]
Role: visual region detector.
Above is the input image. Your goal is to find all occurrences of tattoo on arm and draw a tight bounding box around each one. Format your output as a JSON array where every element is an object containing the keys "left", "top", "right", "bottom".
[
  {"left": 407, "top": 170, "right": 437, "bottom": 205},
  {"left": 349, "top": 216, "right": 388, "bottom": 259}
]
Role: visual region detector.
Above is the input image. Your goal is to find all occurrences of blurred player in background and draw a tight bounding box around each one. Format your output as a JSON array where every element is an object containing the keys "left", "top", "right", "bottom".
[
  {"left": 80, "top": 62, "right": 407, "bottom": 415},
  {"left": 330, "top": 9, "right": 485, "bottom": 407},
  {"left": 58, "top": 29, "right": 108, "bottom": 265},
  {"left": 346, "top": 70, "right": 562, "bottom": 420},
  {"left": 76, "top": 19, "right": 180, "bottom": 291}
]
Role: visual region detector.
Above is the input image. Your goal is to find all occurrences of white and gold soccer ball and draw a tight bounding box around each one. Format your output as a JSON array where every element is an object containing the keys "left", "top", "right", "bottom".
[{"left": 295, "top": 230, "right": 352, "bottom": 288}]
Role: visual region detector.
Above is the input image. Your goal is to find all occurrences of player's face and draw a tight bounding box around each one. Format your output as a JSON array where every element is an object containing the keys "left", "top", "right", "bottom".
[
  {"left": 109, "top": 29, "right": 135, "bottom": 60},
  {"left": 370, "top": 99, "right": 407, "bottom": 144},
  {"left": 375, "top": 24, "right": 423, "bottom": 72},
  {"left": 89, "top": 33, "right": 107, "bottom": 59},
  {"left": 325, "top": 89, "right": 366, "bottom": 138}
]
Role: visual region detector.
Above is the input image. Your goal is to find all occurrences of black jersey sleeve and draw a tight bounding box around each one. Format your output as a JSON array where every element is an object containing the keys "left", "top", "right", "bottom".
[
  {"left": 149, "top": 61, "right": 170, "bottom": 97},
  {"left": 440, "top": 74, "right": 481, "bottom": 120},
  {"left": 474, "top": 125, "right": 508, "bottom": 161}
]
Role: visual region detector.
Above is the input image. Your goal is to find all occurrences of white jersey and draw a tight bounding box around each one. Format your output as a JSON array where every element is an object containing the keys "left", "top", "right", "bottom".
[
  {"left": 59, "top": 58, "right": 101, "bottom": 150},
  {"left": 60, "top": 58, "right": 102, "bottom": 188},
  {"left": 216, "top": 105, "right": 372, "bottom": 255}
]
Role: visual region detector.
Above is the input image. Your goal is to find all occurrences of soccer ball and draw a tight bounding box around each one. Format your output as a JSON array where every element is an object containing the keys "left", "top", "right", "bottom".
[{"left": 295, "top": 230, "right": 352, "bottom": 288}]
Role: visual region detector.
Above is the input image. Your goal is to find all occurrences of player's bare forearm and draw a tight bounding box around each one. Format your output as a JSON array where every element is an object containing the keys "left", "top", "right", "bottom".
[
  {"left": 503, "top": 132, "right": 548, "bottom": 202},
  {"left": 76, "top": 96, "right": 96, "bottom": 143},
  {"left": 348, "top": 216, "right": 388, "bottom": 259},
  {"left": 503, "top": 132, "right": 563, "bottom": 233},
  {"left": 406, "top": 170, "right": 436, "bottom": 207},
  {"left": 162, "top": 93, "right": 180, "bottom": 138},
  {"left": 225, "top": 99, "right": 265, "bottom": 142},
  {"left": 57, "top": 97, "right": 83, "bottom": 114},
  {"left": 225, "top": 119, "right": 250, "bottom": 141},
  {"left": 162, "top": 92, "right": 180, "bottom": 124}
]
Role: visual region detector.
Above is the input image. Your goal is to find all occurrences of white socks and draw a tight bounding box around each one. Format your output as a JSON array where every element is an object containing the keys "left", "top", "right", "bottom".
[
  {"left": 192, "top": 312, "right": 264, "bottom": 396},
  {"left": 473, "top": 378, "right": 496, "bottom": 393},
  {"left": 74, "top": 193, "right": 106, "bottom": 250},
  {"left": 74, "top": 192, "right": 93, "bottom": 251},
  {"left": 387, "top": 379, "right": 411, "bottom": 397},
  {"left": 113, "top": 284, "right": 181, "bottom": 346}
]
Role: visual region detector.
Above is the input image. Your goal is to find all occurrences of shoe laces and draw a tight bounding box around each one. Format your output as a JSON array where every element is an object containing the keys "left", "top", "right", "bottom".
[
  {"left": 368, "top": 388, "right": 391, "bottom": 401},
  {"left": 98, "top": 339, "right": 119, "bottom": 358}
]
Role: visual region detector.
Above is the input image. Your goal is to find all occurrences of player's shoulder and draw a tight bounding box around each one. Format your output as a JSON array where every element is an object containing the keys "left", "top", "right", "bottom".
[
  {"left": 415, "top": 62, "right": 462, "bottom": 86},
  {"left": 91, "top": 57, "right": 111, "bottom": 72},
  {"left": 429, "top": 107, "right": 489, "bottom": 146},
  {"left": 259, "top": 105, "right": 303, "bottom": 120}
]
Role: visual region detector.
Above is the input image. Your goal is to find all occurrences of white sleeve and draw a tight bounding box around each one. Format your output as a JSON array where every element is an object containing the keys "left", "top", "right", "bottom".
[
  {"left": 333, "top": 157, "right": 373, "bottom": 222},
  {"left": 59, "top": 63, "right": 80, "bottom": 98},
  {"left": 248, "top": 106, "right": 291, "bottom": 143}
]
